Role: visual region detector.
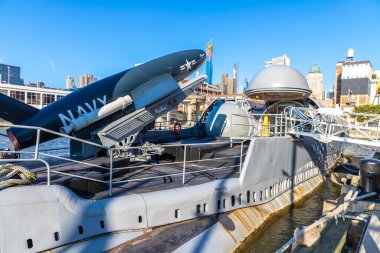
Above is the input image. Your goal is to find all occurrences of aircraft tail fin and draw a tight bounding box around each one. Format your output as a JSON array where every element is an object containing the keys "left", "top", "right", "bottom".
[{"left": 0, "top": 93, "right": 39, "bottom": 123}]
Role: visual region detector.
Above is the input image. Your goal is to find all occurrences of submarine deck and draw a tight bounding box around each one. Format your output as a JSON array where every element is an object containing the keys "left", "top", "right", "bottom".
[{"left": 14, "top": 138, "right": 247, "bottom": 200}]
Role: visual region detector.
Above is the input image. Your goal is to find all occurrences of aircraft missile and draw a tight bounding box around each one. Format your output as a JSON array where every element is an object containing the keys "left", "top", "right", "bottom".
[
  {"left": 60, "top": 94, "right": 134, "bottom": 134},
  {"left": 1, "top": 49, "right": 206, "bottom": 150}
]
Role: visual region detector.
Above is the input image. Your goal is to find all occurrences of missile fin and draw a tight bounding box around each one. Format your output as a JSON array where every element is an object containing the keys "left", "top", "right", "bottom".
[{"left": 0, "top": 93, "right": 39, "bottom": 123}]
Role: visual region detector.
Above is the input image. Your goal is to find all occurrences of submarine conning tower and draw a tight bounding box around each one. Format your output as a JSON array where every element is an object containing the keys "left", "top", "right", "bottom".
[
  {"left": 201, "top": 65, "right": 313, "bottom": 138},
  {"left": 244, "top": 65, "right": 312, "bottom": 101}
]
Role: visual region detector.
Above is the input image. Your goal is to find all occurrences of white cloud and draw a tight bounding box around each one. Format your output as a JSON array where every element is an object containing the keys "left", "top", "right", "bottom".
[
  {"left": 48, "top": 59, "right": 56, "bottom": 72},
  {"left": 41, "top": 54, "right": 56, "bottom": 72},
  {"left": 0, "top": 56, "right": 7, "bottom": 63}
]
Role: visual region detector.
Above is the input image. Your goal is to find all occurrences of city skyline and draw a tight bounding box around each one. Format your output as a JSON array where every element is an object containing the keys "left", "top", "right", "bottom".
[{"left": 0, "top": 0, "right": 379, "bottom": 91}]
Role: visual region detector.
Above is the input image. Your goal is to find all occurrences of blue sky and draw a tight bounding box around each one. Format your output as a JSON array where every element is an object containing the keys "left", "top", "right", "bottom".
[{"left": 0, "top": 0, "right": 379, "bottom": 91}]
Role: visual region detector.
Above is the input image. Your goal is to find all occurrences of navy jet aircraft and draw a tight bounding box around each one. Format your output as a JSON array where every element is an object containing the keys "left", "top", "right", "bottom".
[{"left": 0, "top": 49, "right": 206, "bottom": 150}]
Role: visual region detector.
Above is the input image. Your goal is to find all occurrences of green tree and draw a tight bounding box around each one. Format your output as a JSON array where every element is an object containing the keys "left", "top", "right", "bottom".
[{"left": 352, "top": 104, "right": 380, "bottom": 122}]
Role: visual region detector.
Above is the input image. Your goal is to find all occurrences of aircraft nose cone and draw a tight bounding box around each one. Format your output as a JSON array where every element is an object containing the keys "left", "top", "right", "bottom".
[
  {"left": 169, "top": 49, "right": 207, "bottom": 81},
  {"left": 191, "top": 49, "right": 206, "bottom": 63},
  {"left": 186, "top": 49, "right": 206, "bottom": 69},
  {"left": 193, "top": 49, "right": 206, "bottom": 56}
]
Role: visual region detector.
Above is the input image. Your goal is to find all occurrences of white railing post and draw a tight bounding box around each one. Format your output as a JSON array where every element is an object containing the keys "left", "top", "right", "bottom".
[
  {"left": 275, "top": 115, "right": 278, "bottom": 136},
  {"left": 109, "top": 149, "right": 113, "bottom": 196},
  {"left": 34, "top": 128, "right": 41, "bottom": 159},
  {"left": 230, "top": 114, "right": 233, "bottom": 147},
  {"left": 47, "top": 164, "right": 51, "bottom": 186},
  {"left": 182, "top": 145, "right": 187, "bottom": 184},
  {"left": 290, "top": 108, "right": 294, "bottom": 131},
  {"left": 285, "top": 112, "right": 288, "bottom": 135},
  {"left": 239, "top": 141, "right": 243, "bottom": 173}
]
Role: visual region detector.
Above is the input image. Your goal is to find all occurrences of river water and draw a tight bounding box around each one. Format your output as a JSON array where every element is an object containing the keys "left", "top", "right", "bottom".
[
  {"left": 243, "top": 143, "right": 376, "bottom": 253},
  {"left": 242, "top": 179, "right": 340, "bottom": 252},
  {"left": 0, "top": 128, "right": 69, "bottom": 158}
]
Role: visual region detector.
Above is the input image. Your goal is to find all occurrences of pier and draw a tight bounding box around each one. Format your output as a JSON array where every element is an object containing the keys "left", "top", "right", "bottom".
[{"left": 359, "top": 210, "right": 380, "bottom": 253}]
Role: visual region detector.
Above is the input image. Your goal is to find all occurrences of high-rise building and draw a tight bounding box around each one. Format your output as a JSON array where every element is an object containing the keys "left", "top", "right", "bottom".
[
  {"left": 233, "top": 63, "right": 238, "bottom": 79},
  {"left": 242, "top": 78, "right": 249, "bottom": 92},
  {"left": 65, "top": 76, "right": 75, "bottom": 89},
  {"left": 221, "top": 70, "right": 237, "bottom": 95},
  {"left": 78, "top": 74, "right": 97, "bottom": 88},
  {"left": 205, "top": 43, "right": 213, "bottom": 84},
  {"left": 370, "top": 70, "right": 380, "bottom": 104},
  {"left": 0, "top": 64, "right": 21, "bottom": 85},
  {"left": 306, "top": 63, "right": 323, "bottom": 100},
  {"left": 336, "top": 49, "right": 373, "bottom": 109},
  {"left": 333, "top": 62, "right": 343, "bottom": 106},
  {"left": 265, "top": 54, "right": 290, "bottom": 67},
  {"left": 324, "top": 90, "right": 334, "bottom": 100}
]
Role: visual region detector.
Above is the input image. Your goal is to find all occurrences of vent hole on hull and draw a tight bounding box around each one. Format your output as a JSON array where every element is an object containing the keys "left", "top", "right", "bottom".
[
  {"left": 175, "top": 209, "right": 180, "bottom": 219},
  {"left": 27, "top": 239, "right": 33, "bottom": 249},
  {"left": 138, "top": 216, "right": 143, "bottom": 223},
  {"left": 78, "top": 226, "right": 84, "bottom": 234},
  {"left": 54, "top": 232, "right": 60, "bottom": 241},
  {"left": 100, "top": 220, "right": 105, "bottom": 229},
  {"left": 196, "top": 204, "right": 201, "bottom": 214}
]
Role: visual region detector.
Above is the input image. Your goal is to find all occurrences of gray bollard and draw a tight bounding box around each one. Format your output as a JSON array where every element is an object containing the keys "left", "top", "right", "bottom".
[{"left": 359, "top": 159, "right": 380, "bottom": 195}]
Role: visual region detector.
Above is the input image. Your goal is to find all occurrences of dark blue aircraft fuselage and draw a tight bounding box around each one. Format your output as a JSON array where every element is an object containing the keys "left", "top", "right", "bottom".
[{"left": 7, "top": 49, "right": 206, "bottom": 149}]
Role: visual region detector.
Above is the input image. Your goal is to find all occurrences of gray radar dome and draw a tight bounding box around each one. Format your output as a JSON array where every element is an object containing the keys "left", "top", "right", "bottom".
[
  {"left": 205, "top": 100, "right": 253, "bottom": 138},
  {"left": 245, "top": 65, "right": 311, "bottom": 101}
]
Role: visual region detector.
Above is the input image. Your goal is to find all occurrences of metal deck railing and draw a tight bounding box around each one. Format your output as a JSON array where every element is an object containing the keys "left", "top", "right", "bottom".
[
  {"left": 230, "top": 113, "right": 288, "bottom": 139},
  {"left": 0, "top": 123, "right": 250, "bottom": 196},
  {"left": 2, "top": 106, "right": 376, "bottom": 196},
  {"left": 284, "top": 106, "right": 380, "bottom": 147},
  {"left": 153, "top": 120, "right": 197, "bottom": 130}
]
